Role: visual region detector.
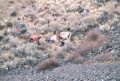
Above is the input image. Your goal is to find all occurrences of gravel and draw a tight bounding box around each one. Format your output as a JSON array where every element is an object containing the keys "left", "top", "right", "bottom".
[{"left": 0, "top": 63, "right": 120, "bottom": 81}]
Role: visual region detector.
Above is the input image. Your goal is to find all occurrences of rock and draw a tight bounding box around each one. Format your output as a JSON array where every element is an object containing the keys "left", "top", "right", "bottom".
[
  {"left": 60, "top": 41, "right": 65, "bottom": 46},
  {"left": 10, "top": 11, "right": 17, "bottom": 17},
  {"left": 6, "top": 24, "right": 27, "bottom": 36},
  {"left": 16, "top": 24, "right": 27, "bottom": 34}
]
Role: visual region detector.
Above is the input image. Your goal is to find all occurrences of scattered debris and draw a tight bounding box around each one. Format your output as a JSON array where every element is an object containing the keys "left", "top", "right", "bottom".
[
  {"left": 47, "top": 35, "right": 59, "bottom": 43},
  {"left": 47, "top": 31, "right": 71, "bottom": 44},
  {"left": 29, "top": 34, "right": 42, "bottom": 42},
  {"left": 58, "top": 32, "right": 71, "bottom": 41},
  {"left": 15, "top": 24, "right": 27, "bottom": 34}
]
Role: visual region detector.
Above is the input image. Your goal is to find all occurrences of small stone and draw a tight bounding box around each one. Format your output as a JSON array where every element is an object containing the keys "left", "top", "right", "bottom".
[
  {"left": 60, "top": 41, "right": 65, "bottom": 46},
  {"left": 9, "top": 0, "right": 14, "bottom": 4},
  {"left": 10, "top": 11, "right": 17, "bottom": 17},
  {"left": 77, "top": 7, "right": 84, "bottom": 13},
  {"left": 15, "top": 24, "right": 27, "bottom": 35}
]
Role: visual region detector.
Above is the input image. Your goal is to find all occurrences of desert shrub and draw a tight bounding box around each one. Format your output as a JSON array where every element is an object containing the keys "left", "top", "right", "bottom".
[
  {"left": 84, "top": 30, "right": 107, "bottom": 48},
  {"left": 37, "top": 58, "right": 59, "bottom": 70},
  {"left": 73, "top": 30, "right": 108, "bottom": 58}
]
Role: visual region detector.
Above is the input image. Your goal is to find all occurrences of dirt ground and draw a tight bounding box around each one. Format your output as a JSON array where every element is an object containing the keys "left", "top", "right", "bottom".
[{"left": 0, "top": 0, "right": 120, "bottom": 81}]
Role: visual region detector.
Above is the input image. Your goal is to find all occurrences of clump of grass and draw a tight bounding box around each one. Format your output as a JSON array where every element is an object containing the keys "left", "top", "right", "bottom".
[
  {"left": 63, "top": 30, "right": 108, "bottom": 64},
  {"left": 74, "top": 30, "right": 108, "bottom": 57},
  {"left": 84, "top": 30, "right": 107, "bottom": 48},
  {"left": 37, "top": 58, "right": 59, "bottom": 70},
  {"left": 85, "top": 30, "right": 107, "bottom": 42}
]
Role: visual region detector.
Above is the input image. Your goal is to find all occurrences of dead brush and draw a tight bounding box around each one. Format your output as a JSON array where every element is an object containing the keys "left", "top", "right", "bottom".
[
  {"left": 77, "top": 30, "right": 108, "bottom": 56},
  {"left": 84, "top": 51, "right": 115, "bottom": 64},
  {"left": 84, "top": 30, "right": 107, "bottom": 48},
  {"left": 37, "top": 58, "right": 59, "bottom": 70},
  {"left": 65, "top": 30, "right": 108, "bottom": 63}
]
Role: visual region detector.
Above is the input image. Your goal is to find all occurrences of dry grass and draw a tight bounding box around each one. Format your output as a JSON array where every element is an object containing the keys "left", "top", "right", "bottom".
[
  {"left": 65, "top": 30, "right": 108, "bottom": 63},
  {"left": 37, "top": 58, "right": 59, "bottom": 70},
  {"left": 84, "top": 51, "right": 116, "bottom": 64},
  {"left": 84, "top": 30, "right": 107, "bottom": 47},
  {"left": 78, "top": 30, "right": 107, "bottom": 55},
  {"left": 65, "top": 53, "right": 85, "bottom": 64}
]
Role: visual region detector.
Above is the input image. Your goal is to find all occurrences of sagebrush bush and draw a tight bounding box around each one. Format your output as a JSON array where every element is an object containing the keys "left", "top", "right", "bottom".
[
  {"left": 37, "top": 58, "right": 59, "bottom": 70},
  {"left": 71, "top": 30, "right": 108, "bottom": 59},
  {"left": 84, "top": 30, "right": 107, "bottom": 48},
  {"left": 80, "top": 30, "right": 107, "bottom": 53}
]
